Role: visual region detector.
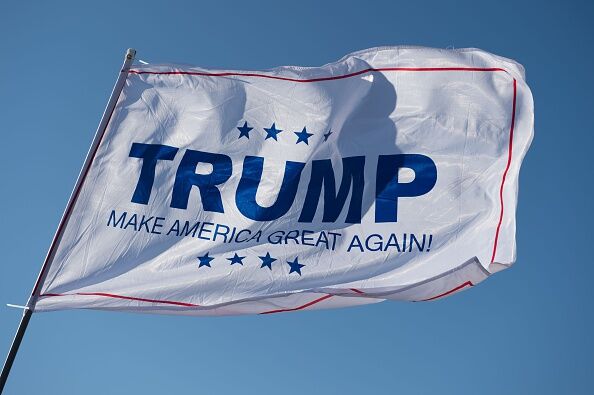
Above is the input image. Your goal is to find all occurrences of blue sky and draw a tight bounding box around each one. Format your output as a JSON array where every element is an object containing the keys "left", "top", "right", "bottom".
[{"left": 1, "top": 1, "right": 592, "bottom": 393}]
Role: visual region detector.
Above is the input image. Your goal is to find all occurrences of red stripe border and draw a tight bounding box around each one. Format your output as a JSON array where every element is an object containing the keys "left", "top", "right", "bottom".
[
  {"left": 38, "top": 280, "right": 475, "bottom": 312},
  {"left": 128, "top": 66, "right": 507, "bottom": 83},
  {"left": 419, "top": 281, "right": 474, "bottom": 302},
  {"left": 40, "top": 292, "right": 200, "bottom": 308},
  {"left": 259, "top": 294, "right": 334, "bottom": 315},
  {"left": 490, "top": 78, "right": 517, "bottom": 263}
]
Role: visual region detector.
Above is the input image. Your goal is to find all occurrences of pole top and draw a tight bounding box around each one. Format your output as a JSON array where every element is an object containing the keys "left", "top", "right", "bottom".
[{"left": 126, "top": 48, "right": 137, "bottom": 61}]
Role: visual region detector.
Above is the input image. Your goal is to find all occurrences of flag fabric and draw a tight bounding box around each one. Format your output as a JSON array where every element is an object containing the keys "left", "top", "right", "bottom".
[{"left": 34, "top": 47, "right": 533, "bottom": 315}]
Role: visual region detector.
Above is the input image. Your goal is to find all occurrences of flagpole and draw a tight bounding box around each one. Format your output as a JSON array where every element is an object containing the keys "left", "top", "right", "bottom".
[{"left": 0, "top": 48, "right": 136, "bottom": 394}]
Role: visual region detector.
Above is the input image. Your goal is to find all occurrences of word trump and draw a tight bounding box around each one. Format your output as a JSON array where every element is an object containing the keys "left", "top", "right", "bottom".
[{"left": 128, "top": 142, "right": 438, "bottom": 223}]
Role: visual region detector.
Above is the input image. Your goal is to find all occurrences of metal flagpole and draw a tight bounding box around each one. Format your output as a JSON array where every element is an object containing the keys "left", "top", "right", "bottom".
[{"left": 0, "top": 48, "right": 137, "bottom": 394}]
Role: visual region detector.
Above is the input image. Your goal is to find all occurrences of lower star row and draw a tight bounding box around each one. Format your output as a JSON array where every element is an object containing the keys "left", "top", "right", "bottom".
[
  {"left": 237, "top": 121, "right": 332, "bottom": 144},
  {"left": 197, "top": 252, "right": 306, "bottom": 275}
]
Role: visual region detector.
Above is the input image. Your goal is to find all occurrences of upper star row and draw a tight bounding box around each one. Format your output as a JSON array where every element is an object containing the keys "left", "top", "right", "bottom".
[
  {"left": 237, "top": 121, "right": 333, "bottom": 144},
  {"left": 197, "top": 251, "right": 306, "bottom": 275}
]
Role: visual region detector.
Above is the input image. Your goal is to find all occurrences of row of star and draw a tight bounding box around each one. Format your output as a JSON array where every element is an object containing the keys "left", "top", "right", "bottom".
[
  {"left": 237, "top": 121, "right": 332, "bottom": 144},
  {"left": 197, "top": 252, "right": 306, "bottom": 275}
]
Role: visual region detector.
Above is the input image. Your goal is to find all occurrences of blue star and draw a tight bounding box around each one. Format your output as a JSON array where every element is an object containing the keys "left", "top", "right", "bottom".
[
  {"left": 197, "top": 252, "right": 214, "bottom": 268},
  {"left": 264, "top": 123, "right": 283, "bottom": 141},
  {"left": 227, "top": 253, "right": 246, "bottom": 266},
  {"left": 237, "top": 121, "right": 253, "bottom": 139},
  {"left": 294, "top": 127, "right": 314, "bottom": 145},
  {"left": 287, "top": 257, "right": 305, "bottom": 275},
  {"left": 323, "top": 130, "right": 333, "bottom": 142},
  {"left": 258, "top": 252, "right": 277, "bottom": 270}
]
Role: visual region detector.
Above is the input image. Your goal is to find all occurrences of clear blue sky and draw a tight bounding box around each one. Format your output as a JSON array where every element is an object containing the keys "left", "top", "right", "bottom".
[{"left": 1, "top": 1, "right": 592, "bottom": 393}]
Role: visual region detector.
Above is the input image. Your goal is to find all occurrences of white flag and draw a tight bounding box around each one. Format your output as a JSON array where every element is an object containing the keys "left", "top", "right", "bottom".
[{"left": 34, "top": 47, "right": 533, "bottom": 315}]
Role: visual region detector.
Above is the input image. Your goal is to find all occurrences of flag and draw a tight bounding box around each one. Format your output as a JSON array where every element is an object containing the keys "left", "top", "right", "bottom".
[{"left": 33, "top": 47, "right": 534, "bottom": 315}]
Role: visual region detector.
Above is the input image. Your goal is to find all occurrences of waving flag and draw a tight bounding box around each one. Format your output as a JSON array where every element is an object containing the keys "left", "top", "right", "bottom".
[{"left": 33, "top": 47, "right": 533, "bottom": 315}]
